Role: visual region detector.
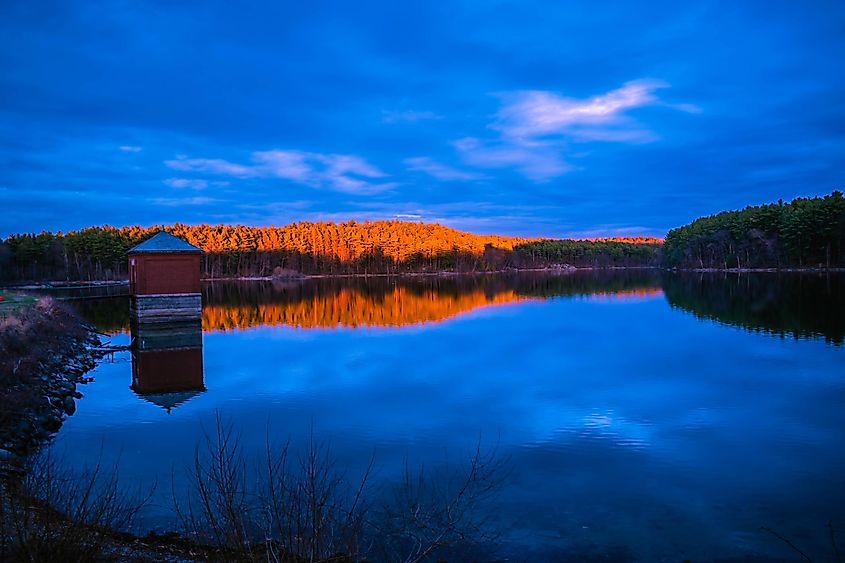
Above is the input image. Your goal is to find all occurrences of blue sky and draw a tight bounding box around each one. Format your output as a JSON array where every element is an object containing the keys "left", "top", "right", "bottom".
[{"left": 1, "top": 0, "right": 843, "bottom": 238}]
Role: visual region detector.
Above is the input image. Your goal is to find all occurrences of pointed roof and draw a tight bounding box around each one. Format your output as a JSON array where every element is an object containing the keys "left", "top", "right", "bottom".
[
  {"left": 127, "top": 232, "right": 202, "bottom": 254},
  {"left": 135, "top": 388, "right": 205, "bottom": 413}
]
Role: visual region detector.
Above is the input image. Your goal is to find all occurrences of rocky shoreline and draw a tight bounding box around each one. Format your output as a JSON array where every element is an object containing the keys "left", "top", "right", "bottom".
[{"left": 0, "top": 298, "right": 103, "bottom": 476}]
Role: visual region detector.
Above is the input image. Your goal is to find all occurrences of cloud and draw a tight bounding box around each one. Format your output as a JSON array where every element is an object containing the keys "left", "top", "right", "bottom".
[
  {"left": 565, "top": 224, "right": 664, "bottom": 239},
  {"left": 165, "top": 156, "right": 258, "bottom": 177},
  {"left": 404, "top": 157, "right": 484, "bottom": 181},
  {"left": 382, "top": 110, "right": 442, "bottom": 124},
  {"left": 119, "top": 145, "right": 142, "bottom": 152},
  {"left": 453, "top": 137, "right": 571, "bottom": 182},
  {"left": 153, "top": 196, "right": 219, "bottom": 206},
  {"left": 166, "top": 150, "right": 396, "bottom": 194},
  {"left": 164, "top": 177, "right": 209, "bottom": 189},
  {"left": 251, "top": 150, "right": 314, "bottom": 183},
  {"left": 494, "top": 79, "right": 679, "bottom": 142},
  {"left": 447, "top": 79, "right": 698, "bottom": 181}
]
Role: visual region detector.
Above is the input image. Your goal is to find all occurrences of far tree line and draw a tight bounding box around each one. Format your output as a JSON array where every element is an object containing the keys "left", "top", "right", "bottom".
[
  {"left": 1, "top": 190, "right": 841, "bottom": 282},
  {"left": 0, "top": 220, "right": 662, "bottom": 282}
]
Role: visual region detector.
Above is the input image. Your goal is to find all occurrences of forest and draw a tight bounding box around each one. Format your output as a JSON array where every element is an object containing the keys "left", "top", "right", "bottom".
[
  {"left": 663, "top": 191, "right": 845, "bottom": 269},
  {"left": 0, "top": 221, "right": 662, "bottom": 282},
  {"left": 3, "top": 191, "right": 842, "bottom": 281}
]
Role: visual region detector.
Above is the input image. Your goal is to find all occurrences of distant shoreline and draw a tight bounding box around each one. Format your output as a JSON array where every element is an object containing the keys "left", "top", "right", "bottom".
[
  {"left": 207, "top": 265, "right": 658, "bottom": 282},
  {"left": 666, "top": 267, "right": 845, "bottom": 274},
  {"left": 1, "top": 267, "right": 642, "bottom": 289},
  {"left": 3, "top": 265, "right": 845, "bottom": 290}
]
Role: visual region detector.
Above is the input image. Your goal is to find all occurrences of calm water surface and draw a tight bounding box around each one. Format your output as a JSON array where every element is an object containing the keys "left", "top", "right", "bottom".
[{"left": 56, "top": 272, "right": 844, "bottom": 561}]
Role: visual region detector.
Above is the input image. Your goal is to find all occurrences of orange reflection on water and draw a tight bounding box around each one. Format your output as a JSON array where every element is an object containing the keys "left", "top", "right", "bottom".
[{"left": 202, "top": 286, "right": 535, "bottom": 331}]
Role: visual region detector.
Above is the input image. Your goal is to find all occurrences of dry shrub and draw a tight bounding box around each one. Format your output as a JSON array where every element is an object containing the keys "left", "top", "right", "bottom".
[
  {"left": 174, "top": 414, "right": 505, "bottom": 562},
  {"left": 0, "top": 448, "right": 152, "bottom": 562}
]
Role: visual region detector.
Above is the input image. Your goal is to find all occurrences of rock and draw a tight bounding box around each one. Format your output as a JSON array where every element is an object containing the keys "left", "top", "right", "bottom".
[
  {"left": 41, "top": 416, "right": 61, "bottom": 433},
  {"left": 0, "top": 449, "right": 24, "bottom": 477},
  {"left": 0, "top": 448, "right": 21, "bottom": 464},
  {"left": 63, "top": 396, "right": 76, "bottom": 416},
  {"left": 1, "top": 307, "right": 100, "bottom": 460},
  {"left": 18, "top": 418, "right": 32, "bottom": 433}
]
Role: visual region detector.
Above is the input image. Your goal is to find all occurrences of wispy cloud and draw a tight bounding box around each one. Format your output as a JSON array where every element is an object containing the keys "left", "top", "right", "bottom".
[
  {"left": 119, "top": 145, "right": 142, "bottom": 152},
  {"left": 452, "top": 137, "right": 570, "bottom": 182},
  {"left": 565, "top": 224, "right": 664, "bottom": 239},
  {"left": 382, "top": 110, "right": 442, "bottom": 124},
  {"left": 165, "top": 156, "right": 257, "bottom": 177},
  {"left": 165, "top": 150, "right": 396, "bottom": 194},
  {"left": 451, "top": 79, "right": 698, "bottom": 181},
  {"left": 493, "top": 79, "right": 681, "bottom": 143},
  {"left": 153, "top": 196, "right": 219, "bottom": 206},
  {"left": 251, "top": 150, "right": 313, "bottom": 183},
  {"left": 164, "top": 177, "right": 209, "bottom": 189},
  {"left": 404, "top": 157, "right": 484, "bottom": 182}
]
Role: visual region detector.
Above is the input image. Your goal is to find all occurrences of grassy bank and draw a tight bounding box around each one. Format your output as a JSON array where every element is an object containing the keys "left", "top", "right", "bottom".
[{"left": 0, "top": 291, "right": 36, "bottom": 316}]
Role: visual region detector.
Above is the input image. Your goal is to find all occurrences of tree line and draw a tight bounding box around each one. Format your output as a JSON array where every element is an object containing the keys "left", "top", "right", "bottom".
[
  {"left": 0, "top": 221, "right": 662, "bottom": 282},
  {"left": 663, "top": 190, "right": 845, "bottom": 269},
  {"left": 3, "top": 191, "right": 842, "bottom": 281}
]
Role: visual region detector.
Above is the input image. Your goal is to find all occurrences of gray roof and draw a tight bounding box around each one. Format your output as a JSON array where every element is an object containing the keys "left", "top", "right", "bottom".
[{"left": 127, "top": 232, "right": 203, "bottom": 254}]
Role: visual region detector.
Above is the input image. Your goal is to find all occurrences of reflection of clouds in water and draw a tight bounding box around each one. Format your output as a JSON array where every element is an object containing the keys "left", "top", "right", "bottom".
[
  {"left": 521, "top": 409, "right": 654, "bottom": 452},
  {"left": 579, "top": 411, "right": 652, "bottom": 450}
]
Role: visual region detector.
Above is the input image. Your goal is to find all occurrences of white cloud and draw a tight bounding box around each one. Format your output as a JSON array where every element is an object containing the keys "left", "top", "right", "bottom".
[
  {"left": 566, "top": 225, "right": 664, "bottom": 239},
  {"left": 382, "top": 110, "right": 442, "bottom": 123},
  {"left": 165, "top": 150, "right": 396, "bottom": 194},
  {"left": 153, "top": 196, "right": 219, "bottom": 206},
  {"left": 165, "top": 156, "right": 258, "bottom": 178},
  {"left": 163, "top": 177, "right": 209, "bottom": 190},
  {"left": 252, "top": 150, "right": 314, "bottom": 183},
  {"left": 448, "top": 79, "right": 698, "bottom": 181},
  {"left": 119, "top": 145, "right": 142, "bottom": 152},
  {"left": 404, "top": 157, "right": 484, "bottom": 182},
  {"left": 453, "top": 137, "right": 570, "bottom": 182},
  {"left": 494, "top": 79, "right": 677, "bottom": 142}
]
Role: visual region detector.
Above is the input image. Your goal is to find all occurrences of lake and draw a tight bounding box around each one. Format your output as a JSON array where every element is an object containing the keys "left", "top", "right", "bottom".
[{"left": 53, "top": 271, "right": 845, "bottom": 561}]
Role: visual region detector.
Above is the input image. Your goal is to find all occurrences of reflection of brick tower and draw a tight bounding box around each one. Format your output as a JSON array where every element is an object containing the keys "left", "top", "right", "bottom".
[
  {"left": 130, "top": 320, "right": 205, "bottom": 413},
  {"left": 127, "top": 232, "right": 203, "bottom": 322}
]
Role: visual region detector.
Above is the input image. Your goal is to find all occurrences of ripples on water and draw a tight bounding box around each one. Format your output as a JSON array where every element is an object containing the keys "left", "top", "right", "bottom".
[{"left": 50, "top": 272, "right": 845, "bottom": 561}]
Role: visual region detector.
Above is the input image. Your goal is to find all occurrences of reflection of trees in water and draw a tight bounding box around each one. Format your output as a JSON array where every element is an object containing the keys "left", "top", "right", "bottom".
[
  {"left": 204, "top": 285, "right": 533, "bottom": 330},
  {"left": 201, "top": 271, "right": 663, "bottom": 330},
  {"left": 72, "top": 271, "right": 665, "bottom": 333},
  {"left": 72, "top": 296, "right": 131, "bottom": 334},
  {"left": 663, "top": 272, "right": 845, "bottom": 344}
]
